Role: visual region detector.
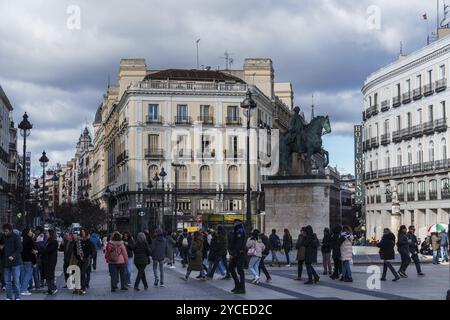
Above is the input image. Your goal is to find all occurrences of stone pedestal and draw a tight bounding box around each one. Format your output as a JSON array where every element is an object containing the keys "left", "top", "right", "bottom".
[{"left": 262, "top": 177, "right": 334, "bottom": 238}]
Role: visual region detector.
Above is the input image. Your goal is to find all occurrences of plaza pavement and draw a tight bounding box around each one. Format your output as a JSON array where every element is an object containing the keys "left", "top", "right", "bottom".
[{"left": 2, "top": 252, "right": 448, "bottom": 300}]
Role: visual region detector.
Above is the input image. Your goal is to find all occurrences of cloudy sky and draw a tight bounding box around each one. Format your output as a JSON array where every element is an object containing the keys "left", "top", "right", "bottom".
[{"left": 0, "top": 0, "right": 442, "bottom": 175}]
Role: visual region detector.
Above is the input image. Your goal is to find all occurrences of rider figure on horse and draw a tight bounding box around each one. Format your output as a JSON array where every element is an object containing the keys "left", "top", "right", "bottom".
[{"left": 285, "top": 106, "right": 305, "bottom": 150}]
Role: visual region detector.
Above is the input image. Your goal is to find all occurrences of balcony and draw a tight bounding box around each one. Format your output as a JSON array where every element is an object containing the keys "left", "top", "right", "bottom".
[
  {"left": 197, "top": 116, "right": 214, "bottom": 125},
  {"left": 174, "top": 149, "right": 193, "bottom": 160},
  {"left": 381, "top": 100, "right": 390, "bottom": 112},
  {"left": 378, "top": 168, "right": 391, "bottom": 178},
  {"left": 223, "top": 183, "right": 245, "bottom": 191},
  {"left": 131, "top": 80, "right": 248, "bottom": 93},
  {"left": 224, "top": 149, "right": 244, "bottom": 160},
  {"left": 442, "top": 190, "right": 450, "bottom": 200},
  {"left": 364, "top": 172, "right": 371, "bottom": 180},
  {"left": 434, "top": 158, "right": 450, "bottom": 170},
  {"left": 392, "top": 96, "right": 401, "bottom": 108},
  {"left": 176, "top": 183, "right": 217, "bottom": 192},
  {"left": 196, "top": 149, "right": 216, "bottom": 159},
  {"left": 407, "top": 193, "right": 415, "bottom": 202},
  {"left": 365, "top": 139, "right": 372, "bottom": 150},
  {"left": 430, "top": 191, "right": 438, "bottom": 200},
  {"left": 370, "top": 137, "right": 379, "bottom": 149},
  {"left": 398, "top": 193, "right": 405, "bottom": 202},
  {"left": 412, "top": 163, "right": 422, "bottom": 173},
  {"left": 392, "top": 166, "right": 402, "bottom": 176},
  {"left": 423, "top": 83, "right": 434, "bottom": 96},
  {"left": 8, "top": 142, "right": 15, "bottom": 150},
  {"left": 381, "top": 133, "right": 390, "bottom": 145},
  {"left": 174, "top": 116, "right": 192, "bottom": 125},
  {"left": 371, "top": 105, "right": 379, "bottom": 116},
  {"left": 226, "top": 117, "right": 242, "bottom": 126},
  {"left": 423, "top": 121, "right": 434, "bottom": 135},
  {"left": 402, "top": 165, "right": 411, "bottom": 175},
  {"left": 422, "top": 161, "right": 434, "bottom": 172},
  {"left": 435, "top": 78, "right": 447, "bottom": 92},
  {"left": 116, "top": 151, "right": 128, "bottom": 165},
  {"left": 144, "top": 148, "right": 164, "bottom": 159},
  {"left": 402, "top": 92, "right": 411, "bottom": 104},
  {"left": 418, "top": 192, "right": 426, "bottom": 201},
  {"left": 392, "top": 130, "right": 402, "bottom": 143},
  {"left": 365, "top": 109, "right": 372, "bottom": 119},
  {"left": 400, "top": 127, "right": 412, "bottom": 140},
  {"left": 434, "top": 118, "right": 447, "bottom": 132},
  {"left": 376, "top": 195, "right": 381, "bottom": 203},
  {"left": 146, "top": 115, "right": 163, "bottom": 124},
  {"left": 362, "top": 111, "right": 366, "bottom": 122},
  {"left": 412, "top": 124, "right": 423, "bottom": 138},
  {"left": 413, "top": 88, "right": 422, "bottom": 100}
]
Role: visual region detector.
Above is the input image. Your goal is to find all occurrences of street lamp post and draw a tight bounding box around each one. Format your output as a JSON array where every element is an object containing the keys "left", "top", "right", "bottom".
[
  {"left": 240, "top": 89, "right": 257, "bottom": 233},
  {"left": 159, "top": 167, "right": 167, "bottom": 228},
  {"left": 171, "top": 163, "right": 182, "bottom": 232},
  {"left": 39, "top": 151, "right": 49, "bottom": 223},
  {"left": 152, "top": 173, "right": 160, "bottom": 228},
  {"left": 18, "top": 113, "right": 32, "bottom": 226}
]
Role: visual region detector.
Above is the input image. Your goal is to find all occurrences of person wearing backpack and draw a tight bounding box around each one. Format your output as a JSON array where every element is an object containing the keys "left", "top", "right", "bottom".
[
  {"left": 269, "top": 229, "right": 281, "bottom": 267},
  {"left": 303, "top": 225, "right": 320, "bottom": 285},
  {"left": 105, "top": 232, "right": 128, "bottom": 292},
  {"left": 178, "top": 229, "right": 190, "bottom": 268}
]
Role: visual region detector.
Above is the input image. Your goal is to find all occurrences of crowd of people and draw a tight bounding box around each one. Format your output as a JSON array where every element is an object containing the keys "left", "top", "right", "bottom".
[{"left": 1, "top": 220, "right": 448, "bottom": 299}]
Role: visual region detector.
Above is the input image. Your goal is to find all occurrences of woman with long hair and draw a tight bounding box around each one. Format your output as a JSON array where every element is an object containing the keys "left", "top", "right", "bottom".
[
  {"left": 133, "top": 232, "right": 151, "bottom": 290},
  {"left": 282, "top": 229, "right": 293, "bottom": 267},
  {"left": 122, "top": 231, "right": 135, "bottom": 286},
  {"left": 303, "top": 225, "right": 320, "bottom": 284},
  {"left": 321, "top": 228, "right": 332, "bottom": 275},
  {"left": 181, "top": 231, "right": 206, "bottom": 281}
]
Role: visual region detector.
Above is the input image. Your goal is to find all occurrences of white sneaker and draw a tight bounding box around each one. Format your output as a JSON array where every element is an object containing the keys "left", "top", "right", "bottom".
[
  {"left": 21, "top": 291, "right": 32, "bottom": 296},
  {"left": 286, "top": 264, "right": 291, "bottom": 267},
  {"left": 170, "top": 265, "right": 176, "bottom": 269},
  {"left": 254, "top": 277, "right": 260, "bottom": 284}
]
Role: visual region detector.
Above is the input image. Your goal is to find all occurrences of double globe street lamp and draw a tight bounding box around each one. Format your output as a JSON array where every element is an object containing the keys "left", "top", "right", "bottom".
[{"left": 38, "top": 151, "right": 49, "bottom": 223}]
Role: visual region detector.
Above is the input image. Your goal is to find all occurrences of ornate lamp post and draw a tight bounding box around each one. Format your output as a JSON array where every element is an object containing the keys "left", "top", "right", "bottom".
[
  {"left": 51, "top": 171, "right": 58, "bottom": 221},
  {"left": 171, "top": 163, "right": 183, "bottom": 232},
  {"left": 18, "top": 112, "right": 32, "bottom": 226},
  {"left": 240, "top": 89, "right": 257, "bottom": 232},
  {"left": 159, "top": 167, "right": 167, "bottom": 228},
  {"left": 152, "top": 172, "right": 160, "bottom": 228},
  {"left": 39, "top": 151, "right": 49, "bottom": 222}
]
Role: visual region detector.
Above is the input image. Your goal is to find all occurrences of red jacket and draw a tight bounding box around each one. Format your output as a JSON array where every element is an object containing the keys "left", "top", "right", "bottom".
[{"left": 105, "top": 241, "right": 128, "bottom": 265}]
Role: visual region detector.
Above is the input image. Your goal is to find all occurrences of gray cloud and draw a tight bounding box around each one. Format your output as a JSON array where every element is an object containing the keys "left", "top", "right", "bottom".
[{"left": 0, "top": 0, "right": 439, "bottom": 173}]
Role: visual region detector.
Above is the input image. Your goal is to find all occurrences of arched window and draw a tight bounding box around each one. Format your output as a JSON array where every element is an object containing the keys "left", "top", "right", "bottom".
[
  {"left": 407, "top": 145, "right": 412, "bottom": 165},
  {"left": 385, "top": 151, "right": 390, "bottom": 169},
  {"left": 228, "top": 165, "right": 239, "bottom": 186},
  {"left": 199, "top": 165, "right": 211, "bottom": 186},
  {"left": 417, "top": 143, "right": 423, "bottom": 164},
  {"left": 442, "top": 138, "right": 447, "bottom": 160},
  {"left": 397, "top": 148, "right": 402, "bottom": 166},
  {"left": 178, "top": 165, "right": 187, "bottom": 184},
  {"left": 429, "top": 140, "right": 435, "bottom": 162},
  {"left": 374, "top": 153, "right": 378, "bottom": 171},
  {"left": 148, "top": 165, "right": 158, "bottom": 182}
]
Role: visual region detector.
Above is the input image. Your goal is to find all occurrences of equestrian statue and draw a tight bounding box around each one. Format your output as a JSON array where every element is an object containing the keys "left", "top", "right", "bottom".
[{"left": 279, "top": 106, "right": 331, "bottom": 175}]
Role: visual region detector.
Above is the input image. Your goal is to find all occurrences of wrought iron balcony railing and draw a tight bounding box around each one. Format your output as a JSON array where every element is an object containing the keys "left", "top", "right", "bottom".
[
  {"left": 381, "top": 133, "right": 390, "bottom": 145},
  {"left": 392, "top": 96, "right": 401, "bottom": 108},
  {"left": 381, "top": 100, "right": 390, "bottom": 112},
  {"left": 174, "top": 116, "right": 192, "bottom": 125},
  {"left": 145, "top": 148, "right": 164, "bottom": 159},
  {"left": 435, "top": 78, "right": 447, "bottom": 92},
  {"left": 434, "top": 118, "right": 447, "bottom": 132},
  {"left": 413, "top": 88, "right": 422, "bottom": 100},
  {"left": 226, "top": 117, "right": 242, "bottom": 126},
  {"left": 197, "top": 116, "right": 214, "bottom": 125},
  {"left": 412, "top": 124, "right": 423, "bottom": 138},
  {"left": 423, "top": 121, "right": 434, "bottom": 135},
  {"left": 146, "top": 115, "right": 163, "bottom": 124},
  {"left": 402, "top": 92, "right": 411, "bottom": 104},
  {"left": 423, "top": 83, "right": 434, "bottom": 96}
]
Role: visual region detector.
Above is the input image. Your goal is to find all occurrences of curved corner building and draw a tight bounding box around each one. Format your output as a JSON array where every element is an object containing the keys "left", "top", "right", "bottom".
[{"left": 362, "top": 36, "right": 450, "bottom": 241}]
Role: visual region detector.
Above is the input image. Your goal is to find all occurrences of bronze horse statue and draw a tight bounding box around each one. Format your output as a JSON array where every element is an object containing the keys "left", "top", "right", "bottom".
[{"left": 279, "top": 115, "right": 331, "bottom": 175}]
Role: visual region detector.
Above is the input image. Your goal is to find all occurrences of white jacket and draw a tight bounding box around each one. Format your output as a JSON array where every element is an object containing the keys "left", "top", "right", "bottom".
[
  {"left": 340, "top": 233, "right": 353, "bottom": 261},
  {"left": 246, "top": 238, "right": 265, "bottom": 258}
]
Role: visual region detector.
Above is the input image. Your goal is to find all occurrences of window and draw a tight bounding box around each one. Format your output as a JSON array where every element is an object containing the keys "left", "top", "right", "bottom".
[
  {"left": 429, "top": 141, "right": 435, "bottom": 162},
  {"left": 418, "top": 143, "right": 423, "bottom": 164},
  {"left": 442, "top": 178, "right": 450, "bottom": 191},
  {"left": 148, "top": 134, "right": 158, "bottom": 151},
  {"left": 201, "top": 135, "right": 211, "bottom": 153},
  {"left": 428, "top": 105, "right": 434, "bottom": 122},
  {"left": 148, "top": 104, "right": 159, "bottom": 120},
  {"left": 398, "top": 183, "right": 404, "bottom": 195},
  {"left": 407, "top": 145, "right": 412, "bottom": 165},
  {"left": 176, "top": 165, "right": 187, "bottom": 184},
  {"left": 406, "top": 79, "right": 411, "bottom": 92},
  {"left": 384, "top": 119, "right": 390, "bottom": 134},
  {"left": 227, "top": 106, "right": 239, "bottom": 120},
  {"left": 199, "top": 165, "right": 211, "bottom": 185},
  {"left": 428, "top": 69, "right": 433, "bottom": 84},
  {"left": 228, "top": 166, "right": 238, "bottom": 185},
  {"left": 441, "top": 101, "right": 446, "bottom": 119},
  {"left": 369, "top": 96, "right": 372, "bottom": 107},
  {"left": 407, "top": 182, "right": 415, "bottom": 194},
  {"left": 177, "top": 104, "right": 188, "bottom": 120},
  {"left": 430, "top": 180, "right": 437, "bottom": 192},
  {"left": 375, "top": 123, "right": 379, "bottom": 138},
  {"left": 176, "top": 135, "right": 188, "bottom": 150},
  {"left": 228, "top": 136, "right": 238, "bottom": 158},
  {"left": 417, "top": 108, "right": 423, "bottom": 124},
  {"left": 369, "top": 125, "right": 372, "bottom": 139},
  {"left": 107, "top": 142, "right": 115, "bottom": 183},
  {"left": 396, "top": 83, "right": 401, "bottom": 97},
  {"left": 418, "top": 181, "right": 425, "bottom": 193},
  {"left": 397, "top": 148, "right": 402, "bottom": 166},
  {"left": 397, "top": 115, "right": 401, "bottom": 130},
  {"left": 374, "top": 93, "right": 378, "bottom": 105},
  {"left": 416, "top": 74, "right": 422, "bottom": 88},
  {"left": 407, "top": 112, "right": 412, "bottom": 128},
  {"left": 374, "top": 153, "right": 378, "bottom": 171},
  {"left": 385, "top": 151, "right": 390, "bottom": 168},
  {"left": 440, "top": 64, "right": 446, "bottom": 79},
  {"left": 442, "top": 138, "right": 447, "bottom": 160}
]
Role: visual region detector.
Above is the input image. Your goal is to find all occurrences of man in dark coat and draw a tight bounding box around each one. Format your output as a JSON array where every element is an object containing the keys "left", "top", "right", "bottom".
[
  {"left": 268, "top": 229, "right": 281, "bottom": 267},
  {"left": 207, "top": 225, "right": 229, "bottom": 279},
  {"left": 303, "top": 225, "right": 320, "bottom": 284},
  {"left": 407, "top": 226, "right": 425, "bottom": 276},
  {"left": 329, "top": 225, "right": 342, "bottom": 280},
  {"left": 228, "top": 220, "right": 247, "bottom": 294},
  {"left": 258, "top": 232, "right": 272, "bottom": 282},
  {"left": 58, "top": 232, "right": 74, "bottom": 285},
  {"left": 1, "top": 224, "right": 22, "bottom": 300}
]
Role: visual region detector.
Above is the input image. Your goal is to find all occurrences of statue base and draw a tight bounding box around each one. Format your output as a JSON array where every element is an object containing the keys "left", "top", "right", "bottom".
[{"left": 261, "top": 177, "right": 336, "bottom": 239}]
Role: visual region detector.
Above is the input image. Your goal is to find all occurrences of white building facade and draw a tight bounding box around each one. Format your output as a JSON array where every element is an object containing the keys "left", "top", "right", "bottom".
[{"left": 362, "top": 36, "right": 450, "bottom": 240}]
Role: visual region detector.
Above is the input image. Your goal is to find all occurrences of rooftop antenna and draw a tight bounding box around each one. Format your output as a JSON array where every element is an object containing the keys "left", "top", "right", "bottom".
[
  {"left": 400, "top": 41, "right": 403, "bottom": 55},
  {"left": 311, "top": 94, "right": 315, "bottom": 121},
  {"left": 222, "top": 50, "right": 234, "bottom": 70}
]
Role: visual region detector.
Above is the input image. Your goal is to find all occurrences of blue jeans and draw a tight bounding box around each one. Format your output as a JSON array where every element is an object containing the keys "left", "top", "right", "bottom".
[
  {"left": 248, "top": 256, "right": 261, "bottom": 278},
  {"left": 342, "top": 260, "right": 352, "bottom": 279},
  {"left": 126, "top": 257, "right": 134, "bottom": 285},
  {"left": 440, "top": 246, "right": 449, "bottom": 261},
  {"left": 32, "top": 264, "right": 41, "bottom": 289},
  {"left": 20, "top": 262, "right": 34, "bottom": 293},
  {"left": 433, "top": 250, "right": 440, "bottom": 264},
  {"left": 3, "top": 266, "right": 21, "bottom": 300}
]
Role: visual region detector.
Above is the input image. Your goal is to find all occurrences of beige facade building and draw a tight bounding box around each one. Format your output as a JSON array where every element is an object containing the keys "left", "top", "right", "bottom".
[{"left": 89, "top": 58, "right": 295, "bottom": 230}]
